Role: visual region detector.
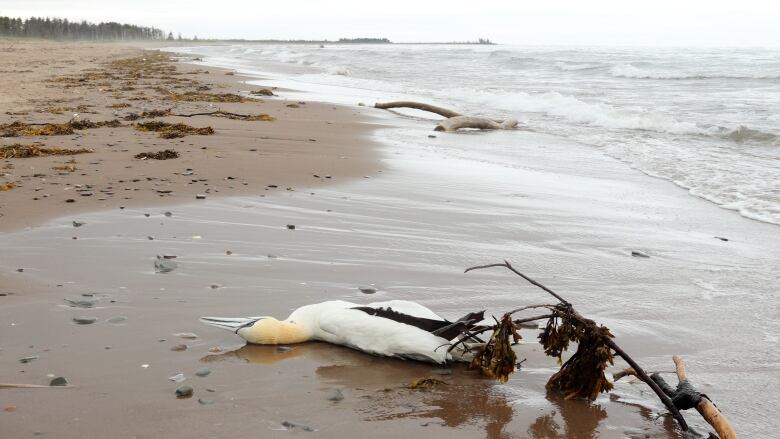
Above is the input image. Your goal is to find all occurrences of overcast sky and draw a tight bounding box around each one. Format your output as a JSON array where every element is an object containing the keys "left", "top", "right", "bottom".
[{"left": 2, "top": 0, "right": 779, "bottom": 46}]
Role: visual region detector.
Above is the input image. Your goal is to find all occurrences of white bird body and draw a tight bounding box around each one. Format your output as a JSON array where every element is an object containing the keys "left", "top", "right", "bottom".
[{"left": 201, "top": 300, "right": 482, "bottom": 364}]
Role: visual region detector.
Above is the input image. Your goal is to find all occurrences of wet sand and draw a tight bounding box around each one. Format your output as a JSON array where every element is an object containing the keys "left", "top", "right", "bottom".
[{"left": 2, "top": 40, "right": 778, "bottom": 439}]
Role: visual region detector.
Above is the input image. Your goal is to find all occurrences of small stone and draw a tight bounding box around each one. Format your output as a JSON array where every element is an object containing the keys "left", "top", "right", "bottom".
[
  {"left": 715, "top": 236, "right": 729, "bottom": 242},
  {"left": 170, "top": 344, "right": 188, "bottom": 351},
  {"left": 64, "top": 297, "right": 96, "bottom": 308},
  {"left": 282, "top": 421, "right": 314, "bottom": 432},
  {"left": 16, "top": 268, "right": 24, "bottom": 272},
  {"left": 206, "top": 388, "right": 216, "bottom": 392},
  {"left": 65, "top": 198, "right": 75, "bottom": 203},
  {"left": 225, "top": 250, "right": 232, "bottom": 255},
  {"left": 49, "top": 377, "right": 69, "bottom": 386},
  {"left": 72, "top": 221, "right": 85, "bottom": 227},
  {"left": 428, "top": 135, "right": 436, "bottom": 138},
  {"left": 326, "top": 389, "right": 344, "bottom": 402},
  {"left": 169, "top": 373, "right": 186, "bottom": 383},
  {"left": 73, "top": 317, "right": 97, "bottom": 325},
  {"left": 175, "top": 332, "right": 198, "bottom": 339},
  {"left": 164, "top": 211, "right": 173, "bottom": 217},
  {"left": 207, "top": 346, "right": 222, "bottom": 353},
  {"left": 276, "top": 346, "right": 293, "bottom": 353},
  {"left": 4, "top": 404, "right": 16, "bottom": 412},
  {"left": 198, "top": 398, "right": 214, "bottom": 405},
  {"left": 286, "top": 224, "right": 295, "bottom": 230},
  {"left": 195, "top": 367, "right": 211, "bottom": 377},
  {"left": 210, "top": 284, "right": 221, "bottom": 289},
  {"left": 359, "top": 287, "right": 377, "bottom": 295},
  {"left": 107, "top": 316, "right": 127, "bottom": 324},
  {"left": 144, "top": 213, "right": 151, "bottom": 217},
  {"left": 155, "top": 256, "right": 178, "bottom": 273},
  {"left": 631, "top": 251, "right": 650, "bottom": 258},
  {"left": 19, "top": 355, "right": 39, "bottom": 364},
  {"left": 147, "top": 236, "right": 155, "bottom": 240},
  {"left": 195, "top": 194, "right": 207, "bottom": 199},
  {"left": 175, "top": 385, "right": 194, "bottom": 398}
]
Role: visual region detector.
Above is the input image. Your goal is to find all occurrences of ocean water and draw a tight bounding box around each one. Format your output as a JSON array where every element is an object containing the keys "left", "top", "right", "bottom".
[{"left": 173, "top": 44, "right": 780, "bottom": 225}]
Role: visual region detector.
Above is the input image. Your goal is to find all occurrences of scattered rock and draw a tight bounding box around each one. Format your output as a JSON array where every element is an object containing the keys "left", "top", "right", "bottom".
[
  {"left": 175, "top": 332, "right": 198, "bottom": 339},
  {"left": 428, "top": 135, "right": 437, "bottom": 138},
  {"left": 225, "top": 250, "right": 232, "bottom": 255},
  {"left": 286, "top": 224, "right": 295, "bottom": 230},
  {"left": 64, "top": 297, "right": 96, "bottom": 308},
  {"left": 164, "top": 211, "right": 173, "bottom": 217},
  {"left": 198, "top": 398, "right": 214, "bottom": 405},
  {"left": 715, "top": 236, "right": 729, "bottom": 242},
  {"left": 631, "top": 251, "right": 650, "bottom": 258},
  {"left": 169, "top": 373, "right": 186, "bottom": 383},
  {"left": 73, "top": 317, "right": 98, "bottom": 325},
  {"left": 170, "top": 344, "right": 188, "bottom": 352},
  {"left": 195, "top": 367, "right": 211, "bottom": 377},
  {"left": 207, "top": 346, "right": 222, "bottom": 353},
  {"left": 359, "top": 287, "right": 377, "bottom": 295},
  {"left": 209, "top": 284, "right": 221, "bottom": 289},
  {"left": 147, "top": 236, "right": 155, "bottom": 240},
  {"left": 19, "top": 355, "right": 39, "bottom": 364},
  {"left": 175, "top": 385, "right": 194, "bottom": 399},
  {"left": 49, "top": 377, "right": 69, "bottom": 386},
  {"left": 154, "top": 256, "right": 178, "bottom": 273},
  {"left": 282, "top": 421, "right": 314, "bottom": 432},
  {"left": 195, "top": 194, "right": 207, "bottom": 200},
  {"left": 16, "top": 268, "right": 24, "bottom": 272},
  {"left": 65, "top": 198, "right": 75, "bottom": 203},
  {"left": 276, "top": 346, "right": 293, "bottom": 353},
  {"left": 326, "top": 389, "right": 344, "bottom": 402},
  {"left": 72, "top": 221, "right": 85, "bottom": 227},
  {"left": 107, "top": 316, "right": 127, "bottom": 324}
]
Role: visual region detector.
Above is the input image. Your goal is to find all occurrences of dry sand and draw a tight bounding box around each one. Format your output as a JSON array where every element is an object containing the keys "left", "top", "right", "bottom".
[
  {"left": 0, "top": 39, "right": 382, "bottom": 232},
  {"left": 0, "top": 40, "right": 690, "bottom": 439}
]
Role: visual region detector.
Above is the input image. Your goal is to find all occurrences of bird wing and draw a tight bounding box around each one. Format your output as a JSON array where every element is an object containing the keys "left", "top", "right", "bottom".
[
  {"left": 366, "top": 300, "right": 445, "bottom": 320},
  {"left": 316, "top": 308, "right": 450, "bottom": 364}
]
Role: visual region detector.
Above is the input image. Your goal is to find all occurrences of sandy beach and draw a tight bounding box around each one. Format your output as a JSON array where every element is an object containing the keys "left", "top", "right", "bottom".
[
  {"left": 2, "top": 39, "right": 779, "bottom": 439},
  {"left": 0, "top": 39, "right": 381, "bottom": 232}
]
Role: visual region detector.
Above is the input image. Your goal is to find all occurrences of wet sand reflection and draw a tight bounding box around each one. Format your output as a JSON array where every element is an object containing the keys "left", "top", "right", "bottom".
[{"left": 201, "top": 343, "right": 647, "bottom": 439}]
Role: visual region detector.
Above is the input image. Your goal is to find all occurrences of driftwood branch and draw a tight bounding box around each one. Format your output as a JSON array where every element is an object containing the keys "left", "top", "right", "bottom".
[
  {"left": 434, "top": 116, "right": 518, "bottom": 132},
  {"left": 651, "top": 356, "right": 737, "bottom": 439},
  {"left": 0, "top": 383, "right": 72, "bottom": 389},
  {"left": 464, "top": 260, "right": 689, "bottom": 432},
  {"left": 374, "top": 101, "right": 462, "bottom": 118},
  {"left": 374, "top": 101, "right": 518, "bottom": 132}
]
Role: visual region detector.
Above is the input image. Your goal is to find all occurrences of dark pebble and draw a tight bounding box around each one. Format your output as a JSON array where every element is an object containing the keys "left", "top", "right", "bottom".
[
  {"left": 198, "top": 398, "right": 214, "bottom": 405},
  {"left": 73, "top": 317, "right": 98, "bottom": 325},
  {"left": 195, "top": 367, "right": 211, "bottom": 377},
  {"left": 49, "top": 377, "right": 69, "bottom": 386},
  {"left": 359, "top": 287, "right": 377, "bottom": 295},
  {"left": 175, "top": 385, "right": 194, "bottom": 398},
  {"left": 286, "top": 224, "right": 295, "bottom": 230},
  {"left": 19, "top": 355, "right": 39, "bottom": 363},
  {"left": 631, "top": 251, "right": 650, "bottom": 258},
  {"left": 170, "top": 344, "right": 188, "bottom": 351},
  {"left": 715, "top": 236, "right": 729, "bottom": 242}
]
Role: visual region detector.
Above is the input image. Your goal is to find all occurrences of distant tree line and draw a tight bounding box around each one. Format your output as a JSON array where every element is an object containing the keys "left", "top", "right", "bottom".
[
  {"left": 0, "top": 16, "right": 166, "bottom": 41},
  {"left": 337, "top": 38, "right": 391, "bottom": 44}
]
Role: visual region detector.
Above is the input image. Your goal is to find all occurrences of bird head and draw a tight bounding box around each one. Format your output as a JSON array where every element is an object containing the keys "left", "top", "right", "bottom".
[{"left": 237, "top": 317, "right": 309, "bottom": 345}]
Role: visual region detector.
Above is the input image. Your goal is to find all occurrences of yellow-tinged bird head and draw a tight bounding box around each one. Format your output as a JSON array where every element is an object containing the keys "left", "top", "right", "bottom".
[{"left": 237, "top": 318, "right": 311, "bottom": 345}]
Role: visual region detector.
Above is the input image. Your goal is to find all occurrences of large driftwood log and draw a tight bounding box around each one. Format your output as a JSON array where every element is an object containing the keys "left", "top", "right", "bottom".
[
  {"left": 435, "top": 116, "right": 518, "bottom": 132},
  {"left": 374, "top": 101, "right": 462, "bottom": 118},
  {"left": 374, "top": 101, "right": 518, "bottom": 132}
]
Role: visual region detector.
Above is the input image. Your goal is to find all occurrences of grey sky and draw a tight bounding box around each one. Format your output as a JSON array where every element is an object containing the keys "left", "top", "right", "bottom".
[{"left": 2, "top": 0, "right": 779, "bottom": 46}]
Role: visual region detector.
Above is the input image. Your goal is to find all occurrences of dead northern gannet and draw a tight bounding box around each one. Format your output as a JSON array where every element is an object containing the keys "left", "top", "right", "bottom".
[{"left": 201, "top": 300, "right": 484, "bottom": 364}]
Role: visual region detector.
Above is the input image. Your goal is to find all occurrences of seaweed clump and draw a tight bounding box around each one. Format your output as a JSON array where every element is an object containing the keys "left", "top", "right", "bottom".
[
  {"left": 135, "top": 149, "right": 180, "bottom": 160},
  {"left": 0, "top": 182, "right": 16, "bottom": 191},
  {"left": 469, "top": 314, "right": 521, "bottom": 383},
  {"left": 156, "top": 88, "right": 247, "bottom": 103},
  {"left": 0, "top": 119, "right": 122, "bottom": 137},
  {"left": 1, "top": 144, "right": 92, "bottom": 159},
  {"left": 134, "top": 121, "right": 214, "bottom": 139},
  {"left": 541, "top": 307, "right": 614, "bottom": 400}
]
